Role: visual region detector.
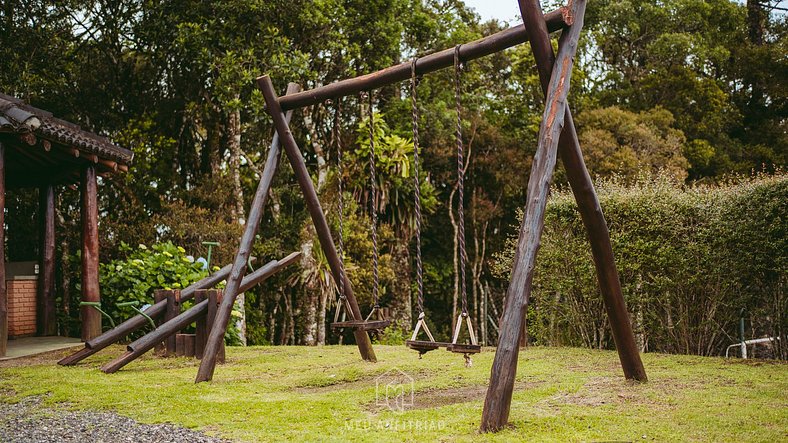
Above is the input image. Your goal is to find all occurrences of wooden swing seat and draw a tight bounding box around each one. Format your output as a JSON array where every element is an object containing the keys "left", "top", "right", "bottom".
[
  {"left": 406, "top": 339, "right": 448, "bottom": 355},
  {"left": 447, "top": 343, "right": 481, "bottom": 354},
  {"left": 330, "top": 319, "right": 391, "bottom": 331}
]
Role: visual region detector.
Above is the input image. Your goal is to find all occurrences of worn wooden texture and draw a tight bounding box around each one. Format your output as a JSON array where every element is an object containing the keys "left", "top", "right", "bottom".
[
  {"left": 207, "top": 290, "right": 225, "bottom": 364},
  {"left": 0, "top": 142, "right": 6, "bottom": 357},
  {"left": 195, "top": 84, "right": 302, "bottom": 383},
  {"left": 480, "top": 0, "right": 587, "bottom": 432},
  {"left": 164, "top": 290, "right": 179, "bottom": 355},
  {"left": 257, "top": 76, "right": 377, "bottom": 364},
  {"left": 80, "top": 165, "right": 101, "bottom": 341},
  {"left": 517, "top": 0, "right": 647, "bottom": 381},
  {"left": 278, "top": 8, "right": 569, "bottom": 111},
  {"left": 38, "top": 184, "right": 57, "bottom": 336},
  {"left": 176, "top": 334, "right": 195, "bottom": 357}
]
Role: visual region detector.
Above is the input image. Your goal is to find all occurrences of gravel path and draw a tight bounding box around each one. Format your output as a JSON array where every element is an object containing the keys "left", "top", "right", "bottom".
[{"left": 0, "top": 396, "right": 229, "bottom": 443}]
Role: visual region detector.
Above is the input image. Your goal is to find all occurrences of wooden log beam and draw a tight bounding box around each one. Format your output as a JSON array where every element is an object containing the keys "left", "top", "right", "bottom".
[
  {"left": 257, "top": 76, "right": 377, "bottom": 363},
  {"left": 80, "top": 165, "right": 101, "bottom": 341},
  {"left": 195, "top": 83, "right": 302, "bottom": 383},
  {"left": 102, "top": 255, "right": 297, "bottom": 373},
  {"left": 518, "top": 0, "right": 647, "bottom": 380},
  {"left": 58, "top": 261, "right": 235, "bottom": 366},
  {"left": 0, "top": 142, "right": 6, "bottom": 357},
  {"left": 37, "top": 184, "right": 57, "bottom": 336},
  {"left": 278, "top": 8, "right": 570, "bottom": 111},
  {"left": 480, "top": 0, "right": 587, "bottom": 432}
]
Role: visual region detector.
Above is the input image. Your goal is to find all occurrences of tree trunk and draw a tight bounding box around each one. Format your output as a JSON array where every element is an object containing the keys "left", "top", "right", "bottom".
[
  {"left": 300, "top": 240, "right": 318, "bottom": 346},
  {"left": 227, "top": 96, "right": 247, "bottom": 345},
  {"left": 389, "top": 242, "right": 412, "bottom": 330}
]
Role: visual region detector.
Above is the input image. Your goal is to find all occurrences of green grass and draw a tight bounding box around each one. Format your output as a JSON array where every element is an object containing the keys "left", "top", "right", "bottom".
[{"left": 1, "top": 345, "right": 786, "bottom": 442}]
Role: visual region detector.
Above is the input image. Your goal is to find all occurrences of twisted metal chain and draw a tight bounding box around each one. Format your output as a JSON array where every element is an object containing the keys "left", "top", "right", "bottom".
[
  {"left": 410, "top": 59, "right": 425, "bottom": 315},
  {"left": 454, "top": 45, "right": 468, "bottom": 316},
  {"left": 333, "top": 100, "right": 346, "bottom": 305},
  {"left": 367, "top": 92, "right": 380, "bottom": 307}
]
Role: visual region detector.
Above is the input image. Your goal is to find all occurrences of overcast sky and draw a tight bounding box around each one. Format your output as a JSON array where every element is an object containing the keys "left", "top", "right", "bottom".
[{"left": 462, "top": 0, "right": 522, "bottom": 23}]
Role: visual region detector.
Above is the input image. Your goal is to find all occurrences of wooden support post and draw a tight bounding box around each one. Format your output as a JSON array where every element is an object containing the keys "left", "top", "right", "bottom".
[
  {"left": 165, "top": 290, "right": 179, "bottom": 355},
  {"left": 517, "top": 0, "right": 647, "bottom": 380},
  {"left": 480, "top": 0, "right": 587, "bottom": 432},
  {"left": 0, "top": 142, "right": 6, "bottom": 357},
  {"left": 80, "top": 165, "right": 101, "bottom": 341},
  {"left": 195, "top": 289, "right": 208, "bottom": 359},
  {"left": 208, "top": 290, "right": 225, "bottom": 364},
  {"left": 38, "top": 184, "right": 57, "bottom": 336},
  {"left": 195, "top": 84, "right": 302, "bottom": 383},
  {"left": 257, "top": 76, "right": 377, "bottom": 364}
]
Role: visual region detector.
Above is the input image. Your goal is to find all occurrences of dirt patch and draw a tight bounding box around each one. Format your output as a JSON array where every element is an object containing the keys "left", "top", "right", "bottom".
[
  {"left": 294, "top": 377, "right": 378, "bottom": 394},
  {"left": 365, "top": 381, "right": 542, "bottom": 413},
  {"left": 0, "top": 348, "right": 80, "bottom": 369}
]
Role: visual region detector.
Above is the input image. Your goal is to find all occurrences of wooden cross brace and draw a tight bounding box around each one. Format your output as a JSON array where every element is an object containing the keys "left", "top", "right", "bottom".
[{"left": 479, "top": 0, "right": 648, "bottom": 432}]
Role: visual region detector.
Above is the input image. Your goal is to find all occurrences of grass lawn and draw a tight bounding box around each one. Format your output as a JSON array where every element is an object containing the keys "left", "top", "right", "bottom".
[{"left": 0, "top": 344, "right": 785, "bottom": 442}]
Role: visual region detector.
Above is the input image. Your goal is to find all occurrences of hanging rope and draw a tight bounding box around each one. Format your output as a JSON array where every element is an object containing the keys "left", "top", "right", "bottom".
[
  {"left": 454, "top": 45, "right": 468, "bottom": 316},
  {"left": 410, "top": 59, "right": 425, "bottom": 315},
  {"left": 333, "top": 99, "right": 350, "bottom": 323},
  {"left": 367, "top": 92, "right": 380, "bottom": 308}
]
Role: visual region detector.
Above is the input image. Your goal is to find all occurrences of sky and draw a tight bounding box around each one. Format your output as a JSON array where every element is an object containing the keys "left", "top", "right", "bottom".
[{"left": 462, "top": 0, "right": 522, "bottom": 24}]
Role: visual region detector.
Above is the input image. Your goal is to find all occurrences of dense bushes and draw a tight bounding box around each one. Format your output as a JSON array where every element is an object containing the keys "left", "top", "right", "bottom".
[{"left": 494, "top": 172, "right": 787, "bottom": 358}]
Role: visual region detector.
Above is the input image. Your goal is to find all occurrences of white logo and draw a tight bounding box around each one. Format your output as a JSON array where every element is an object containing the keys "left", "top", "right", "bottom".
[{"left": 375, "top": 367, "right": 415, "bottom": 411}]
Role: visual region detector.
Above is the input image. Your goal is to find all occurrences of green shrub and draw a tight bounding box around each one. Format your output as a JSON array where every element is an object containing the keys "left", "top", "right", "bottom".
[{"left": 494, "top": 171, "right": 787, "bottom": 358}]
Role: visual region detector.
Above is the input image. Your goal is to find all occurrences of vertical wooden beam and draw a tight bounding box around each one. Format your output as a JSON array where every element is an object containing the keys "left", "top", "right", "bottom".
[
  {"left": 208, "top": 289, "right": 225, "bottom": 364},
  {"left": 517, "top": 0, "right": 647, "bottom": 382},
  {"left": 195, "top": 83, "right": 302, "bottom": 383},
  {"left": 480, "top": 0, "right": 587, "bottom": 432},
  {"left": 194, "top": 289, "right": 208, "bottom": 359},
  {"left": 0, "top": 142, "right": 6, "bottom": 357},
  {"left": 38, "top": 184, "right": 57, "bottom": 336},
  {"left": 257, "top": 75, "right": 377, "bottom": 363},
  {"left": 164, "top": 290, "right": 179, "bottom": 355},
  {"left": 80, "top": 165, "right": 101, "bottom": 341},
  {"left": 153, "top": 290, "right": 167, "bottom": 355}
]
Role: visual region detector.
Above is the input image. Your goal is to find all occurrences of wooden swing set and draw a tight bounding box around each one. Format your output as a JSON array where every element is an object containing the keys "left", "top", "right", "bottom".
[{"left": 60, "top": 0, "right": 647, "bottom": 432}]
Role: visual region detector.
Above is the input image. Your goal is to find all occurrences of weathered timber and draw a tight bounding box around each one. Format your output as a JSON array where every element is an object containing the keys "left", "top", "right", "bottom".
[
  {"left": 102, "top": 254, "right": 298, "bottom": 373},
  {"left": 194, "top": 83, "right": 302, "bottom": 383},
  {"left": 518, "top": 0, "right": 647, "bottom": 380},
  {"left": 278, "top": 8, "right": 569, "bottom": 111},
  {"left": 206, "top": 290, "right": 225, "bottom": 364},
  {"left": 153, "top": 290, "right": 168, "bottom": 355},
  {"left": 0, "top": 142, "right": 6, "bottom": 357},
  {"left": 80, "top": 165, "right": 101, "bottom": 341},
  {"left": 164, "top": 290, "right": 179, "bottom": 355},
  {"left": 176, "top": 334, "right": 195, "bottom": 357},
  {"left": 38, "top": 184, "right": 57, "bottom": 336},
  {"left": 194, "top": 290, "right": 209, "bottom": 359},
  {"left": 480, "top": 0, "right": 587, "bottom": 432},
  {"left": 257, "top": 76, "right": 377, "bottom": 364}
]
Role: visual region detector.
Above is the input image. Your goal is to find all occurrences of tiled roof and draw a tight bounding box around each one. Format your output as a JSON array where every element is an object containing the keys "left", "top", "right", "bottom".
[{"left": 0, "top": 93, "right": 133, "bottom": 165}]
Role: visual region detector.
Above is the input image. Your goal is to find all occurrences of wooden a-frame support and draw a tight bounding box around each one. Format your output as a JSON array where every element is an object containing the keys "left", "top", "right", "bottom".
[{"left": 196, "top": 8, "right": 647, "bottom": 432}]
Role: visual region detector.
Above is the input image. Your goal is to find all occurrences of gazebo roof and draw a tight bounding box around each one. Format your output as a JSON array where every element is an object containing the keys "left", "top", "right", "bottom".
[{"left": 0, "top": 93, "right": 133, "bottom": 189}]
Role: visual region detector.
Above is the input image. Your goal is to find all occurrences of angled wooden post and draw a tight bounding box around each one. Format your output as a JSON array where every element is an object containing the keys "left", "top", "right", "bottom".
[
  {"left": 517, "top": 0, "right": 646, "bottom": 380},
  {"left": 195, "top": 83, "right": 302, "bottom": 383},
  {"left": 257, "top": 75, "right": 377, "bottom": 363},
  {"left": 480, "top": 0, "right": 588, "bottom": 432}
]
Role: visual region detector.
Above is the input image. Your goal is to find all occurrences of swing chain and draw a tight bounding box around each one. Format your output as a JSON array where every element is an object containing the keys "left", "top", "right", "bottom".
[
  {"left": 333, "top": 99, "right": 348, "bottom": 313},
  {"left": 367, "top": 91, "right": 380, "bottom": 308},
  {"left": 454, "top": 44, "right": 468, "bottom": 316},
  {"left": 410, "top": 59, "right": 425, "bottom": 315}
]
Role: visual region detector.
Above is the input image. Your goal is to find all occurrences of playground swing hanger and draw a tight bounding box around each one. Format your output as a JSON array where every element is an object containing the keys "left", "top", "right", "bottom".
[
  {"left": 405, "top": 46, "right": 481, "bottom": 363},
  {"left": 330, "top": 92, "right": 391, "bottom": 333}
]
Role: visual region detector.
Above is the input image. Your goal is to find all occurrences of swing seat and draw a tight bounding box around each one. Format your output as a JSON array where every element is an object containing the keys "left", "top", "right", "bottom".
[
  {"left": 330, "top": 319, "right": 391, "bottom": 331},
  {"left": 447, "top": 343, "right": 481, "bottom": 354},
  {"left": 406, "top": 339, "right": 448, "bottom": 355}
]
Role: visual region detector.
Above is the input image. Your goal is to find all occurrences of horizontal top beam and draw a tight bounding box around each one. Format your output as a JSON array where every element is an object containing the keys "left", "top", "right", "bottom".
[{"left": 275, "top": 7, "right": 570, "bottom": 111}]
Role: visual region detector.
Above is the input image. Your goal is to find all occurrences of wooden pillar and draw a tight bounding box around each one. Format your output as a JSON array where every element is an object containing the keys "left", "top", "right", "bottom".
[
  {"left": 38, "top": 184, "right": 57, "bottom": 336},
  {"left": 0, "top": 142, "right": 6, "bottom": 357},
  {"left": 80, "top": 165, "right": 101, "bottom": 341}
]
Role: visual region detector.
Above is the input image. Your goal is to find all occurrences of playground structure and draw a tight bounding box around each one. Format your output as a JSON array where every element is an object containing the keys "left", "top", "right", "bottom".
[
  {"left": 58, "top": 0, "right": 648, "bottom": 433},
  {"left": 58, "top": 252, "right": 300, "bottom": 370}
]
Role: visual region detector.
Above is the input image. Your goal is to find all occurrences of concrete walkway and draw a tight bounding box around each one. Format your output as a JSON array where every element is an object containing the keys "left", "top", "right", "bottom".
[{"left": 1, "top": 336, "right": 82, "bottom": 361}]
